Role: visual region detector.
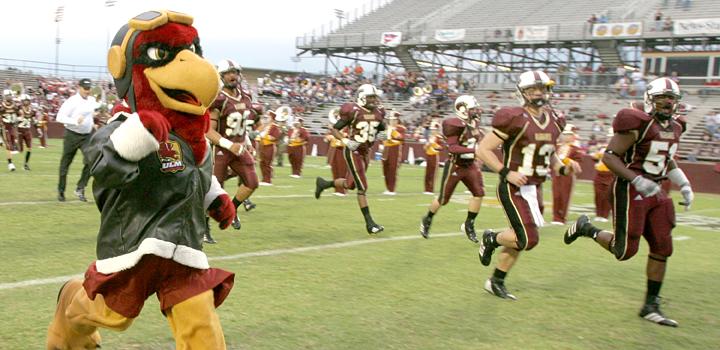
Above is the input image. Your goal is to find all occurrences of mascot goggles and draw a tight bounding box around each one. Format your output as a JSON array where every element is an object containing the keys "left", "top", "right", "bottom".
[{"left": 128, "top": 10, "right": 193, "bottom": 31}]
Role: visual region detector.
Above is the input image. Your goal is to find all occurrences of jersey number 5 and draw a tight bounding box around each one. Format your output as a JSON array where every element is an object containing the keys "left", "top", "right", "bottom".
[
  {"left": 643, "top": 141, "right": 678, "bottom": 176},
  {"left": 519, "top": 143, "right": 555, "bottom": 177},
  {"left": 354, "top": 121, "right": 380, "bottom": 143}
]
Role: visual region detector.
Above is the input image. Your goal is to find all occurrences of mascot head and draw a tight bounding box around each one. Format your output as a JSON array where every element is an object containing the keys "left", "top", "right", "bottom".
[{"left": 108, "top": 10, "right": 219, "bottom": 162}]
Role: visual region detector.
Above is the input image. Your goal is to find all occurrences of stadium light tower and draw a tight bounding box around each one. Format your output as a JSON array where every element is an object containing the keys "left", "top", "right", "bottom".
[
  {"left": 105, "top": 0, "right": 118, "bottom": 49},
  {"left": 54, "top": 6, "right": 64, "bottom": 77},
  {"left": 334, "top": 9, "right": 344, "bottom": 29}
]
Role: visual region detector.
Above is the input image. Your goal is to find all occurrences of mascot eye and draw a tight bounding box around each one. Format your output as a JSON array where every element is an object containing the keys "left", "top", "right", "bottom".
[
  {"left": 147, "top": 47, "right": 169, "bottom": 61},
  {"left": 188, "top": 43, "right": 197, "bottom": 53}
]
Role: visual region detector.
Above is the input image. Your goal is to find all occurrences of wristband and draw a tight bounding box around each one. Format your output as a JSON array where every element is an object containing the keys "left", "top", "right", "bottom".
[
  {"left": 559, "top": 166, "right": 568, "bottom": 176},
  {"left": 218, "top": 137, "right": 233, "bottom": 150},
  {"left": 499, "top": 167, "right": 510, "bottom": 178}
]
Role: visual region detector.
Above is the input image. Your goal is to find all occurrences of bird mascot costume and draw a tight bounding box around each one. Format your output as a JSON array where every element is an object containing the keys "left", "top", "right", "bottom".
[{"left": 46, "top": 10, "right": 237, "bottom": 349}]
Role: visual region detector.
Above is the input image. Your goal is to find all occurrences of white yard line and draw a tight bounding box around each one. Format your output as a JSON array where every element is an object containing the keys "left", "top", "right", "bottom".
[{"left": 0, "top": 232, "right": 462, "bottom": 291}]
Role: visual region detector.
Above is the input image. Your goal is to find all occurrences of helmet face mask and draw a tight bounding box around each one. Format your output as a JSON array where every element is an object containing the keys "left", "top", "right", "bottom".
[
  {"left": 521, "top": 85, "right": 550, "bottom": 107},
  {"left": 217, "top": 59, "right": 241, "bottom": 89}
]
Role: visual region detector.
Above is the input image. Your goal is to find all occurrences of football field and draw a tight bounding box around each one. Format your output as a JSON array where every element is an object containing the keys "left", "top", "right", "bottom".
[{"left": 1, "top": 140, "right": 719, "bottom": 349}]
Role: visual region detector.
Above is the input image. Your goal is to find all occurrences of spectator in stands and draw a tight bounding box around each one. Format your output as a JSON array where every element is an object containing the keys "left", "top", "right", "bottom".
[
  {"left": 662, "top": 16, "right": 674, "bottom": 31},
  {"left": 654, "top": 10, "right": 664, "bottom": 31},
  {"left": 705, "top": 110, "right": 720, "bottom": 140},
  {"left": 631, "top": 69, "right": 646, "bottom": 94},
  {"left": 669, "top": 71, "right": 680, "bottom": 84},
  {"left": 353, "top": 64, "right": 364, "bottom": 77},
  {"left": 598, "top": 13, "right": 608, "bottom": 23},
  {"left": 616, "top": 75, "right": 630, "bottom": 98},
  {"left": 615, "top": 64, "right": 626, "bottom": 83},
  {"left": 587, "top": 14, "right": 597, "bottom": 33}
]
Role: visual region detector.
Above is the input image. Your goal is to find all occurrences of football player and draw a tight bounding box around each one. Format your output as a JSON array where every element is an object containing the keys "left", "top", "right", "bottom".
[
  {"left": 1, "top": 90, "right": 18, "bottom": 171},
  {"left": 205, "top": 59, "right": 260, "bottom": 238},
  {"left": 17, "top": 94, "right": 36, "bottom": 170},
  {"left": 476, "top": 71, "right": 580, "bottom": 300},
  {"left": 381, "top": 111, "right": 406, "bottom": 195},
  {"left": 314, "top": 84, "right": 388, "bottom": 234},
  {"left": 287, "top": 116, "right": 309, "bottom": 178},
  {"left": 550, "top": 124, "right": 585, "bottom": 224},
  {"left": 564, "top": 77, "right": 691, "bottom": 327},
  {"left": 420, "top": 95, "right": 486, "bottom": 243}
]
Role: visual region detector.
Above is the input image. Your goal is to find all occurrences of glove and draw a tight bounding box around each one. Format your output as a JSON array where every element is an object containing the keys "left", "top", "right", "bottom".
[
  {"left": 207, "top": 194, "right": 236, "bottom": 230},
  {"left": 679, "top": 185, "right": 694, "bottom": 210},
  {"left": 375, "top": 130, "right": 388, "bottom": 141},
  {"left": 631, "top": 175, "right": 661, "bottom": 198},
  {"left": 137, "top": 110, "right": 171, "bottom": 142},
  {"left": 342, "top": 138, "right": 360, "bottom": 151}
]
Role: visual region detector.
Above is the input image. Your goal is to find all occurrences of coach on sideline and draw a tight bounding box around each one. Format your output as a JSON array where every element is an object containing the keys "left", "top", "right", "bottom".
[{"left": 55, "top": 78, "right": 97, "bottom": 202}]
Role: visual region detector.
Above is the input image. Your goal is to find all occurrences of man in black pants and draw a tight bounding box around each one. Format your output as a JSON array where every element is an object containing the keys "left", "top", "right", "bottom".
[{"left": 56, "top": 78, "right": 97, "bottom": 202}]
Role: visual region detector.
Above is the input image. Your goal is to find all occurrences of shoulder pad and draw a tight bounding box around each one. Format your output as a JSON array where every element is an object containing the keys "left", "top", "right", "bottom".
[
  {"left": 339, "top": 102, "right": 356, "bottom": 115},
  {"left": 492, "top": 107, "right": 525, "bottom": 137},
  {"left": 673, "top": 115, "right": 688, "bottom": 133},
  {"left": 613, "top": 108, "right": 651, "bottom": 133}
]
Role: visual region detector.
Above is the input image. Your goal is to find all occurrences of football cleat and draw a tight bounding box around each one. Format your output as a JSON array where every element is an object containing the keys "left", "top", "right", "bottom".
[
  {"left": 57, "top": 192, "right": 66, "bottom": 202},
  {"left": 243, "top": 199, "right": 256, "bottom": 212},
  {"left": 420, "top": 215, "right": 432, "bottom": 239},
  {"left": 366, "top": 222, "right": 384, "bottom": 235},
  {"left": 639, "top": 297, "right": 678, "bottom": 327},
  {"left": 8, "top": 163, "right": 16, "bottom": 171},
  {"left": 231, "top": 216, "right": 241, "bottom": 230},
  {"left": 23, "top": 163, "right": 30, "bottom": 171},
  {"left": 484, "top": 277, "right": 517, "bottom": 300},
  {"left": 74, "top": 189, "right": 87, "bottom": 202},
  {"left": 314, "top": 177, "right": 325, "bottom": 199},
  {"left": 478, "top": 230, "right": 497, "bottom": 266},
  {"left": 203, "top": 232, "right": 217, "bottom": 244},
  {"left": 460, "top": 222, "right": 479, "bottom": 243},
  {"left": 564, "top": 214, "right": 592, "bottom": 245}
]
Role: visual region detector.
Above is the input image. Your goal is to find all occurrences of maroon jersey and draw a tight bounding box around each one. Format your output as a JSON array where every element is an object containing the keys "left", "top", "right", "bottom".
[
  {"left": 612, "top": 106, "right": 685, "bottom": 180},
  {"left": 210, "top": 88, "right": 258, "bottom": 143},
  {"left": 492, "top": 106, "right": 565, "bottom": 185},
  {"left": 1, "top": 101, "right": 18, "bottom": 125},
  {"left": 17, "top": 105, "right": 36, "bottom": 129},
  {"left": 337, "top": 102, "right": 386, "bottom": 153},
  {"left": 442, "top": 117, "right": 483, "bottom": 166}
]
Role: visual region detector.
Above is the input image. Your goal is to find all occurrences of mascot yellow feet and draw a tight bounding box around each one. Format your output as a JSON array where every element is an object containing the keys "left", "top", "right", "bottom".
[{"left": 46, "top": 280, "right": 101, "bottom": 350}]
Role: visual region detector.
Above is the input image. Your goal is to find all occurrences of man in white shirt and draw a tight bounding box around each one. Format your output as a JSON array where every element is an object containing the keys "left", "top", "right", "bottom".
[{"left": 55, "top": 78, "right": 97, "bottom": 202}]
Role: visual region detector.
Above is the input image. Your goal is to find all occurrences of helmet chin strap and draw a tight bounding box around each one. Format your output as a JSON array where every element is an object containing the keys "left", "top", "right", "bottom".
[{"left": 223, "top": 81, "right": 237, "bottom": 89}]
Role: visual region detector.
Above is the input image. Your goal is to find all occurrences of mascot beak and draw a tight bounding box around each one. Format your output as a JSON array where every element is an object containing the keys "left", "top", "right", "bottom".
[{"left": 144, "top": 49, "right": 219, "bottom": 115}]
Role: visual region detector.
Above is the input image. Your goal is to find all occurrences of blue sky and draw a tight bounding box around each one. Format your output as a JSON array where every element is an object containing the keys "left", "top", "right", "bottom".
[{"left": 0, "top": 0, "right": 381, "bottom": 74}]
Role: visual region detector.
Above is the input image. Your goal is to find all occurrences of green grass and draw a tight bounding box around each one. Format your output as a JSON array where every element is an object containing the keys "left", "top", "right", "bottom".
[{"left": 1, "top": 139, "right": 719, "bottom": 349}]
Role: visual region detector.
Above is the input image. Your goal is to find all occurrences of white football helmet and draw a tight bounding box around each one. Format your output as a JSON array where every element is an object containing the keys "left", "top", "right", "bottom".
[
  {"left": 356, "top": 84, "right": 381, "bottom": 109},
  {"left": 454, "top": 95, "right": 480, "bottom": 120},
  {"left": 644, "top": 77, "right": 681, "bottom": 120},
  {"left": 515, "top": 70, "right": 554, "bottom": 107},
  {"left": 217, "top": 59, "right": 241, "bottom": 75}
]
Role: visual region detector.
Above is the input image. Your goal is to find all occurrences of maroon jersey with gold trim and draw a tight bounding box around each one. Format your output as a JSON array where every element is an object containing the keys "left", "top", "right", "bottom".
[
  {"left": 611, "top": 106, "right": 685, "bottom": 179},
  {"left": 1, "top": 101, "right": 18, "bottom": 125},
  {"left": 210, "top": 88, "right": 258, "bottom": 143},
  {"left": 337, "top": 102, "right": 386, "bottom": 153},
  {"left": 492, "top": 106, "right": 565, "bottom": 185},
  {"left": 442, "top": 117, "right": 483, "bottom": 166},
  {"left": 18, "top": 105, "right": 36, "bottom": 129}
]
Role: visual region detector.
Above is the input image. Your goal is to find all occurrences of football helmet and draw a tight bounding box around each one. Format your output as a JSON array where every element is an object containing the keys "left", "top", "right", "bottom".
[
  {"left": 356, "top": 84, "right": 381, "bottom": 109},
  {"left": 516, "top": 70, "right": 554, "bottom": 107},
  {"left": 644, "top": 77, "right": 681, "bottom": 120},
  {"left": 217, "top": 59, "right": 241, "bottom": 89},
  {"left": 454, "top": 95, "right": 481, "bottom": 120}
]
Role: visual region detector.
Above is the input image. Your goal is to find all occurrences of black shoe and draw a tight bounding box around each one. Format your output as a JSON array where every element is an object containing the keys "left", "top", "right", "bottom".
[
  {"left": 639, "top": 297, "right": 678, "bottom": 327},
  {"left": 315, "top": 177, "right": 326, "bottom": 199},
  {"left": 74, "top": 189, "right": 87, "bottom": 202},
  {"left": 366, "top": 222, "right": 384, "bottom": 235},
  {"left": 564, "top": 214, "right": 592, "bottom": 245},
  {"left": 57, "top": 192, "right": 65, "bottom": 202},
  {"left": 484, "top": 277, "right": 517, "bottom": 300},
  {"left": 23, "top": 163, "right": 30, "bottom": 171},
  {"left": 243, "top": 200, "right": 256, "bottom": 212},
  {"left": 420, "top": 215, "right": 432, "bottom": 239},
  {"left": 478, "top": 230, "right": 497, "bottom": 266},
  {"left": 203, "top": 232, "right": 217, "bottom": 244},
  {"left": 231, "top": 216, "right": 241, "bottom": 230},
  {"left": 461, "top": 222, "right": 479, "bottom": 243}
]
